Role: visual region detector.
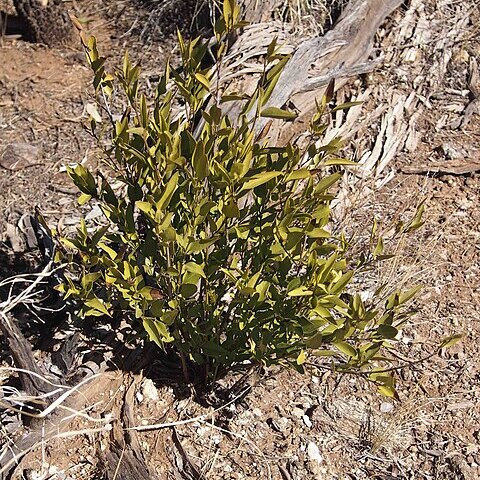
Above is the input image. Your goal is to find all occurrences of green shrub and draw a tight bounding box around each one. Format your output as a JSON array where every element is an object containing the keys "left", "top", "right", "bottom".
[{"left": 58, "top": 1, "right": 424, "bottom": 394}]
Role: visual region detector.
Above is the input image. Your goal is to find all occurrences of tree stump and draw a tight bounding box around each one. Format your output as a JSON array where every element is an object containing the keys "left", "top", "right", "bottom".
[{"left": 13, "top": 0, "right": 73, "bottom": 46}]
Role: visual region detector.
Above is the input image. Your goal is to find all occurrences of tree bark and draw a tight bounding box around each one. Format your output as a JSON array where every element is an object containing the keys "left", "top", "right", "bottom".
[{"left": 12, "top": 0, "right": 72, "bottom": 46}]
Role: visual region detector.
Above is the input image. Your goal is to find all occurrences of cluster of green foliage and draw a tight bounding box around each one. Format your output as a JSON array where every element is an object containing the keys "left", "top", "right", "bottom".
[{"left": 58, "top": 1, "right": 427, "bottom": 394}]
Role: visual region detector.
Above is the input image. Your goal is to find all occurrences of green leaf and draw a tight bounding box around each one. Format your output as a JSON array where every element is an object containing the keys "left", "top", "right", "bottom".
[
  {"left": 223, "top": 200, "right": 240, "bottom": 218},
  {"left": 241, "top": 171, "right": 282, "bottom": 190},
  {"left": 195, "top": 73, "right": 210, "bottom": 90},
  {"left": 331, "top": 101, "right": 363, "bottom": 112},
  {"left": 296, "top": 350, "right": 306, "bottom": 365},
  {"left": 181, "top": 283, "right": 197, "bottom": 298},
  {"left": 329, "top": 270, "right": 353, "bottom": 294},
  {"left": 157, "top": 173, "right": 179, "bottom": 211},
  {"left": 334, "top": 341, "right": 356, "bottom": 358},
  {"left": 143, "top": 318, "right": 173, "bottom": 346},
  {"left": 440, "top": 334, "right": 463, "bottom": 349},
  {"left": 84, "top": 297, "right": 111, "bottom": 317},
  {"left": 78, "top": 193, "right": 92, "bottom": 205},
  {"left": 162, "top": 309, "right": 178, "bottom": 325},
  {"left": 398, "top": 285, "right": 421, "bottom": 305},
  {"left": 193, "top": 141, "right": 208, "bottom": 180},
  {"left": 374, "top": 236, "right": 384, "bottom": 257},
  {"left": 306, "top": 333, "right": 324, "bottom": 349},
  {"left": 377, "top": 384, "right": 398, "bottom": 399},
  {"left": 312, "top": 349, "right": 337, "bottom": 357},
  {"left": 405, "top": 201, "right": 425, "bottom": 232},
  {"left": 286, "top": 168, "right": 310, "bottom": 182},
  {"left": 98, "top": 243, "right": 117, "bottom": 260},
  {"left": 223, "top": 0, "right": 232, "bottom": 25},
  {"left": 136, "top": 201, "right": 152, "bottom": 214},
  {"left": 186, "top": 236, "right": 220, "bottom": 254},
  {"left": 377, "top": 324, "right": 398, "bottom": 339},
  {"left": 320, "top": 158, "right": 357, "bottom": 167},
  {"left": 307, "top": 228, "right": 331, "bottom": 239},
  {"left": 315, "top": 172, "right": 342, "bottom": 193},
  {"left": 288, "top": 286, "right": 313, "bottom": 296},
  {"left": 184, "top": 262, "right": 206, "bottom": 278},
  {"left": 260, "top": 106, "right": 297, "bottom": 120}
]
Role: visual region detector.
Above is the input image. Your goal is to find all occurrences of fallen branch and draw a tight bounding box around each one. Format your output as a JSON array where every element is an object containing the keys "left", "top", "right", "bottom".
[{"left": 401, "top": 161, "right": 480, "bottom": 176}]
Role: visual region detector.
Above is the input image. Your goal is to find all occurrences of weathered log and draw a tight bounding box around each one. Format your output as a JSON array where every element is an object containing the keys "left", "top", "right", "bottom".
[
  {"left": 0, "top": 372, "right": 115, "bottom": 480},
  {"left": 99, "top": 376, "right": 159, "bottom": 480},
  {"left": 212, "top": 0, "right": 402, "bottom": 143},
  {"left": 0, "top": 313, "right": 55, "bottom": 397},
  {"left": 260, "top": 0, "right": 403, "bottom": 140},
  {"left": 12, "top": 0, "right": 73, "bottom": 46}
]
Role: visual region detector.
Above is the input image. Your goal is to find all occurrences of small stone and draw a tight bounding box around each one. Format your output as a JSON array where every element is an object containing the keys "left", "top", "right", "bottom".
[
  {"left": 380, "top": 402, "right": 394, "bottom": 413},
  {"left": 291, "top": 407, "right": 304, "bottom": 418},
  {"left": 303, "top": 415, "right": 312, "bottom": 428},
  {"left": 5, "top": 223, "right": 26, "bottom": 252},
  {"left": 136, "top": 391, "right": 144, "bottom": 403},
  {"left": 0, "top": 143, "right": 41, "bottom": 171},
  {"left": 440, "top": 142, "right": 464, "bottom": 160},
  {"left": 252, "top": 407, "right": 262, "bottom": 417},
  {"left": 307, "top": 442, "right": 323, "bottom": 464},
  {"left": 141, "top": 378, "right": 159, "bottom": 402}
]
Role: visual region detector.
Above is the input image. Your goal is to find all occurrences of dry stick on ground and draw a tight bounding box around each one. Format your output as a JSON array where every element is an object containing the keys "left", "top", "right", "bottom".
[
  {"left": 0, "top": 312, "right": 55, "bottom": 397},
  {"left": 0, "top": 266, "right": 103, "bottom": 478},
  {"left": 400, "top": 160, "right": 480, "bottom": 176}
]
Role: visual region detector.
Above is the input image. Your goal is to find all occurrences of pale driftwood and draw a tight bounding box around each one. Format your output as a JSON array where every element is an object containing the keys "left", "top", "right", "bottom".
[
  {"left": 240, "top": 0, "right": 279, "bottom": 23},
  {"left": 401, "top": 161, "right": 480, "bottom": 176},
  {"left": 0, "top": 372, "right": 115, "bottom": 480},
  {"left": 203, "top": 0, "right": 402, "bottom": 140},
  {"left": 258, "top": 0, "right": 403, "bottom": 136},
  {"left": 297, "top": 58, "right": 384, "bottom": 93}
]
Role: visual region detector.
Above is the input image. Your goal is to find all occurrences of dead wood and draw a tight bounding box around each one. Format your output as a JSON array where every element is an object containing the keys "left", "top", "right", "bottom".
[
  {"left": 0, "top": 371, "right": 117, "bottom": 480},
  {"left": 257, "top": 0, "right": 403, "bottom": 138},
  {"left": 0, "top": 313, "right": 58, "bottom": 397},
  {"left": 401, "top": 160, "right": 480, "bottom": 176},
  {"left": 12, "top": 0, "right": 73, "bottom": 46},
  {"left": 202, "top": 0, "right": 402, "bottom": 143},
  {"left": 240, "top": 0, "right": 279, "bottom": 23},
  {"left": 99, "top": 375, "right": 159, "bottom": 480},
  {"left": 455, "top": 56, "right": 480, "bottom": 129}
]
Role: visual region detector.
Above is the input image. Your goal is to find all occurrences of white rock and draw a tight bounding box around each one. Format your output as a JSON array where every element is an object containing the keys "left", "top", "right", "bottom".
[
  {"left": 303, "top": 415, "right": 312, "bottom": 428},
  {"left": 85, "top": 204, "right": 103, "bottom": 221},
  {"left": 380, "top": 402, "right": 394, "bottom": 413},
  {"left": 141, "top": 378, "right": 159, "bottom": 401},
  {"left": 291, "top": 407, "right": 304, "bottom": 418},
  {"left": 307, "top": 442, "right": 323, "bottom": 464},
  {"left": 136, "top": 391, "right": 144, "bottom": 403}
]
